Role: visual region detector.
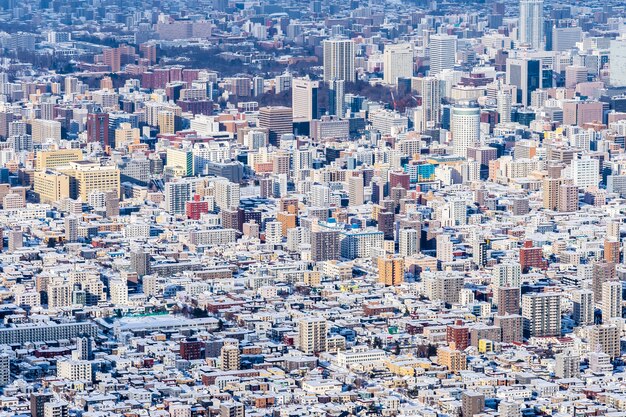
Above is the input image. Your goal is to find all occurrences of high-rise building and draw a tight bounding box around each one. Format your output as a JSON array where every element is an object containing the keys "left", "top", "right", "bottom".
[
  {"left": 292, "top": 78, "right": 319, "bottom": 122},
  {"left": 164, "top": 180, "right": 192, "bottom": 215},
  {"left": 429, "top": 34, "right": 457, "bottom": 76},
  {"left": 506, "top": 57, "right": 542, "bottom": 107},
  {"left": 555, "top": 351, "right": 580, "bottom": 378},
  {"left": 298, "top": 317, "right": 327, "bottom": 355},
  {"left": 399, "top": 228, "right": 420, "bottom": 257},
  {"left": 592, "top": 261, "right": 616, "bottom": 302},
  {"left": 589, "top": 324, "right": 620, "bottom": 358},
  {"left": 519, "top": 0, "right": 544, "bottom": 50},
  {"left": 451, "top": 103, "right": 480, "bottom": 158},
  {"left": 86, "top": 113, "right": 110, "bottom": 148},
  {"left": 497, "top": 91, "right": 512, "bottom": 123},
  {"left": 610, "top": 37, "right": 626, "bottom": 87},
  {"left": 8, "top": 229, "right": 23, "bottom": 252},
  {"left": 258, "top": 106, "right": 293, "bottom": 146},
  {"left": 64, "top": 216, "right": 78, "bottom": 243},
  {"left": 61, "top": 161, "right": 120, "bottom": 201},
  {"left": 413, "top": 76, "right": 441, "bottom": 131},
  {"left": 30, "top": 393, "right": 54, "bottom": 417},
  {"left": 323, "top": 39, "right": 355, "bottom": 83},
  {"left": 347, "top": 175, "right": 364, "bottom": 206},
  {"left": 74, "top": 336, "right": 94, "bottom": 361},
  {"left": 378, "top": 256, "right": 404, "bottom": 286},
  {"left": 461, "top": 391, "right": 485, "bottom": 417},
  {"left": 383, "top": 43, "right": 414, "bottom": 85},
  {"left": 522, "top": 292, "right": 561, "bottom": 338},
  {"left": 572, "top": 289, "right": 594, "bottom": 326},
  {"left": 497, "top": 287, "right": 521, "bottom": 315},
  {"left": 328, "top": 79, "right": 345, "bottom": 117},
  {"left": 311, "top": 229, "right": 340, "bottom": 262},
  {"left": 436, "top": 234, "right": 453, "bottom": 263},
  {"left": 602, "top": 280, "right": 622, "bottom": 322}
]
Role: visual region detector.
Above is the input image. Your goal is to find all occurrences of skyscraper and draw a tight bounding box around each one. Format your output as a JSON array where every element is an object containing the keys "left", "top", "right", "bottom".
[
  {"left": 506, "top": 57, "right": 542, "bottom": 107},
  {"left": 292, "top": 78, "right": 319, "bottom": 122},
  {"left": 258, "top": 106, "right": 293, "bottom": 146},
  {"left": 429, "top": 34, "right": 457, "bottom": 76},
  {"left": 519, "top": 0, "right": 544, "bottom": 50},
  {"left": 323, "top": 39, "right": 355, "bottom": 83},
  {"left": 328, "top": 78, "right": 345, "bottom": 117},
  {"left": 413, "top": 76, "right": 441, "bottom": 131},
  {"left": 451, "top": 103, "right": 480, "bottom": 158},
  {"left": 497, "top": 91, "right": 512, "bottom": 123},
  {"left": 383, "top": 43, "right": 414, "bottom": 85},
  {"left": 86, "top": 112, "right": 110, "bottom": 148}
]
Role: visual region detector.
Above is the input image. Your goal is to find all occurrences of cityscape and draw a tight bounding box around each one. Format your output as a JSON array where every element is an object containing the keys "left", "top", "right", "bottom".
[{"left": 0, "top": 0, "right": 626, "bottom": 416}]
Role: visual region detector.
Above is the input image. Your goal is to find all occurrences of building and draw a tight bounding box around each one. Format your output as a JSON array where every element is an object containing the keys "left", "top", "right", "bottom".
[
  {"left": 522, "top": 292, "right": 561, "bottom": 338},
  {"left": 35, "top": 149, "right": 83, "bottom": 171},
  {"left": 323, "top": 39, "right": 355, "bottom": 83},
  {"left": 462, "top": 391, "right": 485, "bottom": 417},
  {"left": 62, "top": 161, "right": 120, "bottom": 201},
  {"left": 519, "top": 0, "right": 544, "bottom": 50},
  {"left": 589, "top": 325, "right": 620, "bottom": 358},
  {"left": 378, "top": 256, "right": 404, "bottom": 286},
  {"left": 601, "top": 280, "right": 622, "bottom": 322},
  {"left": 220, "top": 344, "right": 240, "bottom": 371},
  {"left": 87, "top": 113, "right": 110, "bottom": 148},
  {"left": 259, "top": 106, "right": 293, "bottom": 146},
  {"left": 451, "top": 103, "right": 480, "bottom": 158},
  {"left": 610, "top": 37, "right": 626, "bottom": 87},
  {"left": 43, "top": 401, "right": 69, "bottom": 417},
  {"left": 572, "top": 289, "right": 594, "bottom": 326},
  {"left": 555, "top": 351, "right": 580, "bottom": 378},
  {"left": 429, "top": 35, "right": 457, "bottom": 76},
  {"left": 292, "top": 78, "right": 319, "bottom": 122},
  {"left": 298, "top": 317, "right": 327, "bottom": 355},
  {"left": 165, "top": 180, "right": 192, "bottom": 215},
  {"left": 506, "top": 57, "right": 542, "bottom": 107},
  {"left": 437, "top": 346, "right": 467, "bottom": 372},
  {"left": 383, "top": 43, "right": 414, "bottom": 85},
  {"left": 311, "top": 229, "right": 340, "bottom": 262}
]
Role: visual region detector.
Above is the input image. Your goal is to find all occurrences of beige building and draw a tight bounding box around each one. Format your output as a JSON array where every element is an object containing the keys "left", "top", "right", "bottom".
[
  {"left": 437, "top": 346, "right": 467, "bottom": 372},
  {"left": 220, "top": 344, "right": 240, "bottom": 371},
  {"left": 34, "top": 171, "right": 71, "bottom": 204},
  {"left": 35, "top": 149, "right": 83, "bottom": 171},
  {"left": 298, "top": 317, "right": 327, "bottom": 355},
  {"left": 61, "top": 161, "right": 120, "bottom": 201}
]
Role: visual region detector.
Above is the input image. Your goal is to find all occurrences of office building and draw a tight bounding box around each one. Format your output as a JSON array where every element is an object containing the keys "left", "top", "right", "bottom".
[
  {"left": 259, "top": 106, "right": 293, "bottom": 146},
  {"left": 429, "top": 35, "right": 457, "bottom": 76},
  {"left": 292, "top": 78, "right": 319, "bottom": 122},
  {"left": 383, "top": 43, "right": 414, "bottom": 85}
]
